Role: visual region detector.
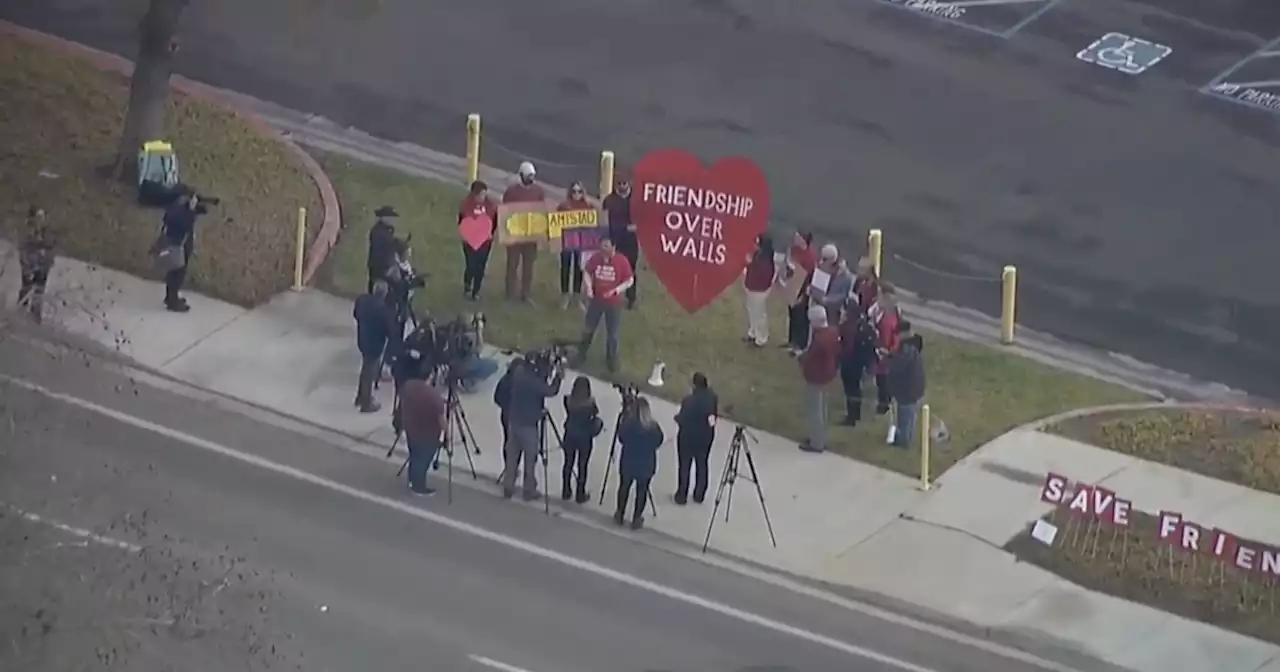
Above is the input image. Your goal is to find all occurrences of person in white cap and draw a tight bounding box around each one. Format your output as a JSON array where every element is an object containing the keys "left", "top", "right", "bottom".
[
  {"left": 501, "top": 161, "right": 547, "bottom": 302},
  {"left": 798, "top": 304, "right": 840, "bottom": 453}
]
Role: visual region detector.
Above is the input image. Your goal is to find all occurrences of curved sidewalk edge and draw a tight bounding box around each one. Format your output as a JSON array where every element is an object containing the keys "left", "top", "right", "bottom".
[{"left": 0, "top": 20, "right": 342, "bottom": 287}]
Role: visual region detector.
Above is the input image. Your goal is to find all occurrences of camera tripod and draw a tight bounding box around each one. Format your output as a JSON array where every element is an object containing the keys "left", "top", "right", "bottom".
[
  {"left": 702, "top": 424, "right": 776, "bottom": 553},
  {"left": 598, "top": 406, "right": 658, "bottom": 519},
  {"left": 388, "top": 375, "right": 481, "bottom": 503},
  {"left": 536, "top": 408, "right": 565, "bottom": 516}
]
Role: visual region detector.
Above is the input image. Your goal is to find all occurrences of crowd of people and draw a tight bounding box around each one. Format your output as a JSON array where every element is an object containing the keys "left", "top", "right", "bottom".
[{"left": 345, "top": 158, "right": 926, "bottom": 515}]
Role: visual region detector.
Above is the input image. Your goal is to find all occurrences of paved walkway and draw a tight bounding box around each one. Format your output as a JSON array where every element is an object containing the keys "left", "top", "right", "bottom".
[{"left": 3, "top": 241, "right": 1278, "bottom": 672}]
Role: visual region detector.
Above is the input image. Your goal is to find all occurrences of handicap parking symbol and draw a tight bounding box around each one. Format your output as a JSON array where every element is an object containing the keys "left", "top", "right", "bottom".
[{"left": 1077, "top": 33, "right": 1172, "bottom": 75}]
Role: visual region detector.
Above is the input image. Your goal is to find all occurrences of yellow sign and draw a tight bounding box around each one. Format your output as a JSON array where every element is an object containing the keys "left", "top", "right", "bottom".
[
  {"left": 505, "top": 210, "right": 549, "bottom": 238},
  {"left": 547, "top": 209, "right": 599, "bottom": 240}
]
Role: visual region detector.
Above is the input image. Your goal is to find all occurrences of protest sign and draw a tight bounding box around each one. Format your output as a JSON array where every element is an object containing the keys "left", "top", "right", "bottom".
[
  {"left": 631, "top": 148, "right": 770, "bottom": 313},
  {"left": 459, "top": 215, "right": 493, "bottom": 251},
  {"left": 497, "top": 202, "right": 549, "bottom": 246},
  {"left": 548, "top": 208, "right": 603, "bottom": 252}
]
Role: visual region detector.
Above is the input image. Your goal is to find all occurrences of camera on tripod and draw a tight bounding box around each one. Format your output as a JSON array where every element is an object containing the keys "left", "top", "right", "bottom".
[
  {"left": 613, "top": 381, "right": 641, "bottom": 412},
  {"left": 525, "top": 341, "right": 571, "bottom": 380}
]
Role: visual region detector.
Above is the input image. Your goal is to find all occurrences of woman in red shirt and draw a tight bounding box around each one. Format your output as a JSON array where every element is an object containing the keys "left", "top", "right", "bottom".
[
  {"left": 785, "top": 231, "right": 816, "bottom": 354},
  {"left": 458, "top": 180, "right": 498, "bottom": 300},
  {"left": 557, "top": 182, "right": 592, "bottom": 309},
  {"left": 742, "top": 233, "right": 780, "bottom": 347}
]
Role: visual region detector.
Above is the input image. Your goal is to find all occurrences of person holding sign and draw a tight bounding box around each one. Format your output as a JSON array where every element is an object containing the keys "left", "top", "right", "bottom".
[
  {"left": 458, "top": 180, "right": 498, "bottom": 300},
  {"left": 603, "top": 176, "right": 639, "bottom": 309},
  {"left": 502, "top": 162, "right": 546, "bottom": 303},
  {"left": 574, "top": 238, "right": 634, "bottom": 373},
  {"left": 557, "top": 182, "right": 591, "bottom": 310},
  {"left": 784, "top": 232, "right": 817, "bottom": 355}
]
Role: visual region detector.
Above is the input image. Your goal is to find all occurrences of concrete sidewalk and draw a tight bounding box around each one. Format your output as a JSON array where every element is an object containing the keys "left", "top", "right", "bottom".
[{"left": 3, "top": 242, "right": 1278, "bottom": 672}]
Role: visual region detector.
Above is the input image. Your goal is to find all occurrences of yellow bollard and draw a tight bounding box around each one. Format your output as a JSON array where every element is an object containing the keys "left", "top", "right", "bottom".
[
  {"left": 465, "top": 113, "right": 481, "bottom": 184},
  {"left": 292, "top": 207, "right": 307, "bottom": 291},
  {"left": 599, "top": 150, "right": 615, "bottom": 200},
  {"left": 1000, "top": 265, "right": 1018, "bottom": 344},
  {"left": 918, "top": 403, "right": 932, "bottom": 491},
  {"left": 867, "top": 229, "right": 883, "bottom": 277}
]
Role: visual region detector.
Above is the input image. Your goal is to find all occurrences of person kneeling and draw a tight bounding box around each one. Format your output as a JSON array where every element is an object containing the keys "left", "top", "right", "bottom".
[
  {"left": 615, "top": 397, "right": 664, "bottom": 530},
  {"left": 399, "top": 376, "right": 445, "bottom": 496}
]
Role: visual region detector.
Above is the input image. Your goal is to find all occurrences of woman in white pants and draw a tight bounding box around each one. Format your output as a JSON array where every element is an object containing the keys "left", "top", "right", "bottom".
[{"left": 742, "top": 234, "right": 781, "bottom": 347}]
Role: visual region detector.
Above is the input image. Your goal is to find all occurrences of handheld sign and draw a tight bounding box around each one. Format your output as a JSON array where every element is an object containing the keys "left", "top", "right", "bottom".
[
  {"left": 459, "top": 215, "right": 493, "bottom": 251},
  {"left": 631, "top": 149, "right": 770, "bottom": 313}
]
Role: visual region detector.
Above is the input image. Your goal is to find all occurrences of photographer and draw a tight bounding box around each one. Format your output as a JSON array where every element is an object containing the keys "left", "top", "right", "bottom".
[
  {"left": 353, "top": 280, "right": 395, "bottom": 413},
  {"left": 399, "top": 375, "right": 445, "bottom": 497},
  {"left": 615, "top": 397, "right": 664, "bottom": 530},
  {"left": 447, "top": 315, "right": 499, "bottom": 392},
  {"left": 499, "top": 353, "right": 564, "bottom": 500},
  {"left": 156, "top": 188, "right": 212, "bottom": 313},
  {"left": 561, "top": 376, "right": 603, "bottom": 503},
  {"left": 674, "top": 372, "right": 718, "bottom": 506},
  {"left": 367, "top": 205, "right": 399, "bottom": 293}
]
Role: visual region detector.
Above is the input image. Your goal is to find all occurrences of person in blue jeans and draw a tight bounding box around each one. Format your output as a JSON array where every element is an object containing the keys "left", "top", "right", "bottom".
[
  {"left": 886, "top": 321, "right": 926, "bottom": 449},
  {"left": 399, "top": 377, "right": 445, "bottom": 495},
  {"left": 615, "top": 397, "right": 665, "bottom": 530}
]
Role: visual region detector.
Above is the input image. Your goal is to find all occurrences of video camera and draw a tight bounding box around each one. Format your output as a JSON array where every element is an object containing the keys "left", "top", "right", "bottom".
[
  {"left": 399, "top": 313, "right": 485, "bottom": 384},
  {"left": 613, "top": 382, "right": 641, "bottom": 413},
  {"left": 524, "top": 341, "right": 572, "bottom": 380}
]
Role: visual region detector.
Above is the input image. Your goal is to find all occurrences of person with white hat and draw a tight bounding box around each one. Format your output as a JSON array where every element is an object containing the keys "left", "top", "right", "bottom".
[
  {"left": 501, "top": 161, "right": 547, "bottom": 302},
  {"left": 798, "top": 303, "right": 840, "bottom": 453}
]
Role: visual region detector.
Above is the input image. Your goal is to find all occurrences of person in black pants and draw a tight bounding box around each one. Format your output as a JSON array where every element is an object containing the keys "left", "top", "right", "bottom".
[
  {"left": 603, "top": 177, "right": 639, "bottom": 309},
  {"left": 561, "top": 376, "right": 603, "bottom": 503},
  {"left": 615, "top": 397, "right": 664, "bottom": 530},
  {"left": 159, "top": 190, "right": 209, "bottom": 313},
  {"left": 458, "top": 181, "right": 497, "bottom": 300},
  {"left": 837, "top": 308, "right": 877, "bottom": 427},
  {"left": 492, "top": 360, "right": 518, "bottom": 483},
  {"left": 367, "top": 206, "right": 399, "bottom": 293},
  {"left": 17, "top": 207, "right": 55, "bottom": 324},
  {"left": 352, "top": 280, "right": 394, "bottom": 413},
  {"left": 674, "top": 372, "right": 718, "bottom": 505}
]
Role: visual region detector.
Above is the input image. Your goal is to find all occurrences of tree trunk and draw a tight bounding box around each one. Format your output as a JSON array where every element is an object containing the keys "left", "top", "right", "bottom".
[{"left": 113, "top": 0, "right": 191, "bottom": 181}]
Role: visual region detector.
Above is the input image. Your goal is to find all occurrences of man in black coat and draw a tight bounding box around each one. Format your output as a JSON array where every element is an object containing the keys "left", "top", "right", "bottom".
[
  {"left": 367, "top": 205, "right": 399, "bottom": 293},
  {"left": 353, "top": 280, "right": 395, "bottom": 413},
  {"left": 602, "top": 177, "right": 639, "bottom": 309},
  {"left": 887, "top": 322, "right": 927, "bottom": 448},
  {"left": 159, "top": 190, "right": 209, "bottom": 313},
  {"left": 674, "top": 372, "right": 719, "bottom": 505}
]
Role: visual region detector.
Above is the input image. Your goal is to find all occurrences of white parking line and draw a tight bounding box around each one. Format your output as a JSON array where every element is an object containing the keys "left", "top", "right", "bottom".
[
  {"left": 4, "top": 504, "right": 142, "bottom": 552},
  {"left": 469, "top": 655, "right": 537, "bottom": 672}
]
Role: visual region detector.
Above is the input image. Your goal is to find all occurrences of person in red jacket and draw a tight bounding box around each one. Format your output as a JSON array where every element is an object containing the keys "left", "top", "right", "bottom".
[
  {"left": 502, "top": 161, "right": 547, "bottom": 302},
  {"left": 851, "top": 257, "right": 880, "bottom": 316},
  {"left": 458, "top": 180, "right": 498, "bottom": 300},
  {"left": 799, "top": 305, "right": 840, "bottom": 453},
  {"left": 742, "top": 233, "right": 780, "bottom": 347},
  {"left": 869, "top": 288, "right": 901, "bottom": 414},
  {"left": 557, "top": 181, "right": 591, "bottom": 309},
  {"left": 785, "top": 231, "right": 817, "bottom": 354},
  {"left": 575, "top": 238, "right": 634, "bottom": 373}
]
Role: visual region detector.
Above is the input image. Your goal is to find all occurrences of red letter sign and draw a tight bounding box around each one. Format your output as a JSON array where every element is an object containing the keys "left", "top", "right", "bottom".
[{"left": 631, "top": 149, "right": 770, "bottom": 313}]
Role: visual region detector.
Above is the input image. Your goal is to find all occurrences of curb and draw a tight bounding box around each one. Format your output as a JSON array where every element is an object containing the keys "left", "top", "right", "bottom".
[{"left": 0, "top": 21, "right": 342, "bottom": 286}]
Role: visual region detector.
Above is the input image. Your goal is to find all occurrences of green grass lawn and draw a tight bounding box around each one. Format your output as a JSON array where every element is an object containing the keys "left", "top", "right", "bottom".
[
  {"left": 313, "top": 151, "right": 1145, "bottom": 476},
  {"left": 0, "top": 33, "right": 320, "bottom": 306}
]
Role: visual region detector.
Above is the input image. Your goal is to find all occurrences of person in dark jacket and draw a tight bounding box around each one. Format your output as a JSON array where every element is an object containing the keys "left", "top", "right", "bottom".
[
  {"left": 615, "top": 397, "right": 664, "bottom": 530},
  {"left": 492, "top": 359, "right": 518, "bottom": 483},
  {"left": 367, "top": 206, "right": 399, "bottom": 293},
  {"left": 674, "top": 373, "right": 718, "bottom": 505},
  {"left": 400, "top": 377, "right": 445, "bottom": 496},
  {"left": 602, "top": 176, "right": 638, "bottom": 308},
  {"left": 561, "top": 376, "right": 603, "bottom": 503},
  {"left": 500, "top": 355, "right": 563, "bottom": 500},
  {"left": 353, "top": 280, "right": 394, "bottom": 413},
  {"left": 159, "top": 190, "right": 209, "bottom": 313},
  {"left": 17, "top": 206, "right": 55, "bottom": 324},
  {"left": 837, "top": 309, "right": 877, "bottom": 427},
  {"left": 887, "top": 321, "right": 926, "bottom": 449}
]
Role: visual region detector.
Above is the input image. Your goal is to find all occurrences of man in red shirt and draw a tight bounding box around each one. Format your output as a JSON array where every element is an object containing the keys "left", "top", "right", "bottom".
[
  {"left": 502, "top": 161, "right": 547, "bottom": 302},
  {"left": 575, "top": 238, "right": 635, "bottom": 373},
  {"left": 459, "top": 180, "right": 498, "bottom": 300},
  {"left": 869, "top": 288, "right": 901, "bottom": 415},
  {"left": 799, "top": 304, "right": 840, "bottom": 453},
  {"left": 399, "top": 377, "right": 445, "bottom": 495}
]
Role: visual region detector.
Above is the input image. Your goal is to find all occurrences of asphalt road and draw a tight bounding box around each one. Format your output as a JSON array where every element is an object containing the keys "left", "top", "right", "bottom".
[
  {"left": 4, "top": 0, "right": 1279, "bottom": 397},
  {"left": 0, "top": 336, "right": 1101, "bottom": 672}
]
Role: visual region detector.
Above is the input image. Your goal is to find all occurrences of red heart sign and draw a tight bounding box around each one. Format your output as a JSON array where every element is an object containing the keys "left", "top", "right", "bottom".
[
  {"left": 458, "top": 215, "right": 492, "bottom": 251},
  {"left": 631, "top": 149, "right": 770, "bottom": 313}
]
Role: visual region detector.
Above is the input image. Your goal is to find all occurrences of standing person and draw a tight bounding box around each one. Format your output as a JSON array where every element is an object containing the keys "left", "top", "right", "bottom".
[
  {"left": 575, "top": 238, "right": 634, "bottom": 373},
  {"left": 798, "top": 305, "right": 840, "bottom": 454},
  {"left": 399, "top": 376, "right": 445, "bottom": 496},
  {"left": 492, "top": 359, "right": 519, "bottom": 482},
  {"left": 367, "top": 206, "right": 399, "bottom": 293},
  {"left": 158, "top": 190, "right": 209, "bottom": 313},
  {"left": 887, "top": 322, "right": 926, "bottom": 448},
  {"left": 674, "top": 372, "right": 718, "bottom": 505},
  {"left": 561, "top": 376, "right": 603, "bottom": 503},
  {"left": 851, "top": 257, "right": 880, "bottom": 316},
  {"left": 459, "top": 181, "right": 498, "bottom": 300},
  {"left": 742, "top": 233, "right": 779, "bottom": 347},
  {"left": 838, "top": 309, "right": 877, "bottom": 427},
  {"left": 785, "top": 231, "right": 817, "bottom": 354},
  {"left": 615, "top": 397, "right": 664, "bottom": 530},
  {"left": 808, "top": 244, "right": 852, "bottom": 325},
  {"left": 603, "top": 176, "right": 639, "bottom": 309},
  {"left": 557, "top": 181, "right": 591, "bottom": 310},
  {"left": 869, "top": 288, "right": 901, "bottom": 415},
  {"left": 17, "top": 207, "right": 55, "bottom": 325},
  {"left": 352, "top": 280, "right": 394, "bottom": 413},
  {"left": 502, "top": 161, "right": 546, "bottom": 303},
  {"left": 500, "top": 354, "right": 564, "bottom": 500}
]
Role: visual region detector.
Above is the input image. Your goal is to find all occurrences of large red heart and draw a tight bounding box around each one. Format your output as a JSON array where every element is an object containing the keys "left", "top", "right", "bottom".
[
  {"left": 631, "top": 149, "right": 771, "bottom": 313},
  {"left": 458, "top": 215, "right": 492, "bottom": 251}
]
